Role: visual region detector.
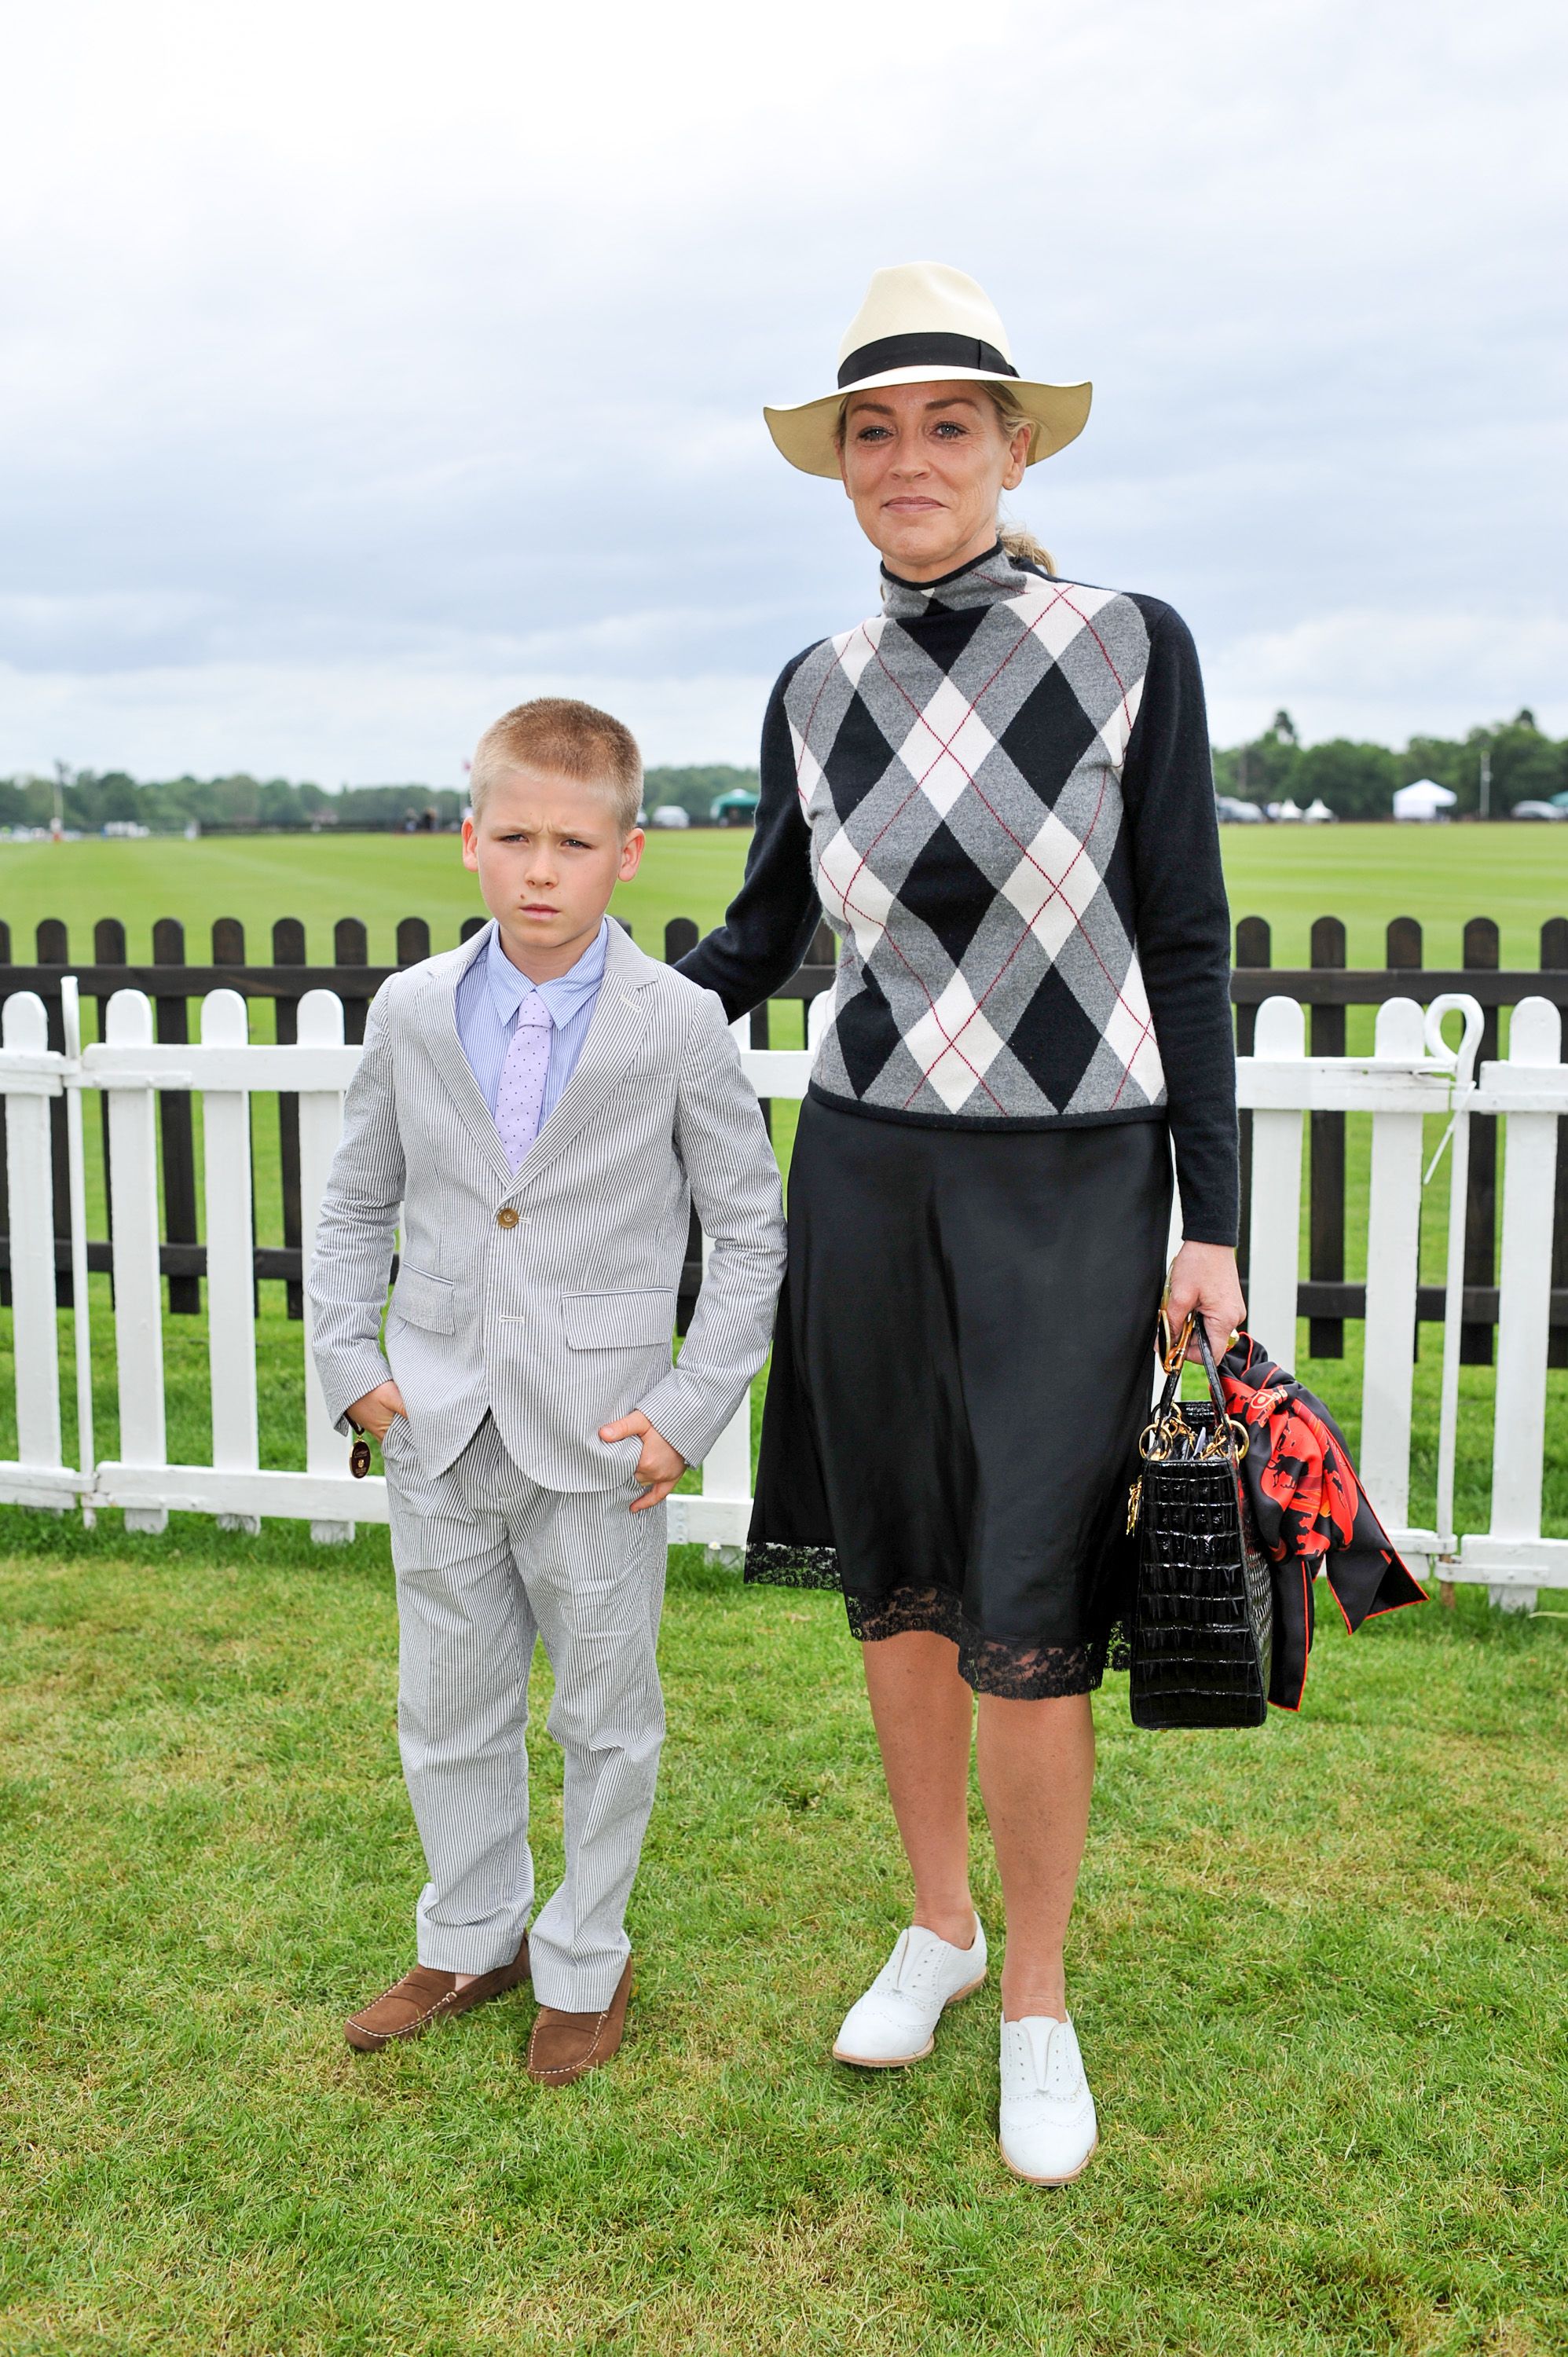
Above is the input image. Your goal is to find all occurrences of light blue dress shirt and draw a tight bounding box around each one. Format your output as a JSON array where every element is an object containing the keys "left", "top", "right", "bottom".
[{"left": 455, "top": 918, "right": 610, "bottom": 1129}]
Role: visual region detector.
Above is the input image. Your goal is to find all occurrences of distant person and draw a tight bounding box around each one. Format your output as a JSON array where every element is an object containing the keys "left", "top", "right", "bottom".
[
  {"left": 309, "top": 697, "right": 784, "bottom": 2082},
  {"left": 680, "top": 265, "right": 1243, "bottom": 2183}
]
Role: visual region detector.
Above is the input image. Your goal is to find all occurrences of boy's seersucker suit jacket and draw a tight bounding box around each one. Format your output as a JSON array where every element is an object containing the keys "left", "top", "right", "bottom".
[{"left": 307, "top": 919, "right": 786, "bottom": 1492}]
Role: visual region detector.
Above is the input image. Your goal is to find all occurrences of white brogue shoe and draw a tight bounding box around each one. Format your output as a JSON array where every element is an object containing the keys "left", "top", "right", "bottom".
[
  {"left": 998, "top": 2014, "right": 1098, "bottom": 2185},
  {"left": 832, "top": 1918, "right": 988, "bottom": 2068}
]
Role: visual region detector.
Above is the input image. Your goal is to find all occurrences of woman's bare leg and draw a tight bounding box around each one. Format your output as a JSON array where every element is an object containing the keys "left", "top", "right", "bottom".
[
  {"left": 975, "top": 1692, "right": 1094, "bottom": 2021},
  {"left": 861, "top": 1632, "right": 976, "bottom": 1948}
]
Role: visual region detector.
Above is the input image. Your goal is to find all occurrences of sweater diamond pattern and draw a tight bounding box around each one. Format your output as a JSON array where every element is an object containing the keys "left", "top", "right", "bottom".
[{"left": 788, "top": 548, "right": 1166, "bottom": 1121}]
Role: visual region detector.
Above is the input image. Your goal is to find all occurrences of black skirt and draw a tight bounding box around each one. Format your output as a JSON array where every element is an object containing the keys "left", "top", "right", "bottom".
[{"left": 747, "top": 1094, "right": 1173, "bottom": 1699}]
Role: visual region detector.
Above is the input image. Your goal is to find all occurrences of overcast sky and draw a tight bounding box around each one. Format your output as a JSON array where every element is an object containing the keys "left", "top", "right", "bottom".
[{"left": 4, "top": 0, "right": 1565, "bottom": 787}]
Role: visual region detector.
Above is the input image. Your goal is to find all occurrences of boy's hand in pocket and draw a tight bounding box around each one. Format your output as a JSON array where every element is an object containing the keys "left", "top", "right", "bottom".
[
  {"left": 598, "top": 1412, "right": 686, "bottom": 1511},
  {"left": 346, "top": 1380, "right": 407, "bottom": 1442}
]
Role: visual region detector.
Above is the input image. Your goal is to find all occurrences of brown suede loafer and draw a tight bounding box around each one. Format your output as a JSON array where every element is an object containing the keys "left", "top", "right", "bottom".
[
  {"left": 526, "top": 1958, "right": 633, "bottom": 2085},
  {"left": 344, "top": 1934, "right": 531, "bottom": 2053}
]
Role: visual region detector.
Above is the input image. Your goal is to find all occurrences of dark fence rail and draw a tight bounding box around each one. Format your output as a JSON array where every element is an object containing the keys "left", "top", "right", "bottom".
[
  {"left": 3, "top": 910, "right": 1566, "bottom": 1354},
  {"left": 0, "top": 911, "right": 836, "bottom": 1330}
]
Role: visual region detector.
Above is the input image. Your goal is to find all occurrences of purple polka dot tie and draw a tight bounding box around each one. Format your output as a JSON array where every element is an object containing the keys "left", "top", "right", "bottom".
[{"left": 493, "top": 995, "right": 553, "bottom": 1170}]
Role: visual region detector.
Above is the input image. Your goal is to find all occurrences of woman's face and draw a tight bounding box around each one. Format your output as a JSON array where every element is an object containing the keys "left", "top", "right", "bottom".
[{"left": 837, "top": 382, "right": 1033, "bottom": 581}]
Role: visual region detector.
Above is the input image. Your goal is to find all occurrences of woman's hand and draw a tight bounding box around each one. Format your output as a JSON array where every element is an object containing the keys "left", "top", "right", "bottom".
[{"left": 1165, "top": 1241, "right": 1247, "bottom": 1362}]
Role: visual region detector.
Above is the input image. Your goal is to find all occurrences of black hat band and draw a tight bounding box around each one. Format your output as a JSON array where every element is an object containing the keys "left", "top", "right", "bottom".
[{"left": 837, "top": 332, "right": 1019, "bottom": 390}]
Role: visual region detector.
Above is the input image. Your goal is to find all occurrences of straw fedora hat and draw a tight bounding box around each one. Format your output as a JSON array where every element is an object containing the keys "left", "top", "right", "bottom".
[{"left": 764, "top": 262, "right": 1091, "bottom": 479}]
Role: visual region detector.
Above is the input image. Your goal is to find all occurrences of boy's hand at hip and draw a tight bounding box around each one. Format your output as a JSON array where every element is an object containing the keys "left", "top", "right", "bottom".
[
  {"left": 599, "top": 1412, "right": 686, "bottom": 1511},
  {"left": 346, "top": 1380, "right": 407, "bottom": 1442}
]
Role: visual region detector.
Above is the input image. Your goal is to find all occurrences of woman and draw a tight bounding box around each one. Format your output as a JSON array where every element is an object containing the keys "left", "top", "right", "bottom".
[{"left": 680, "top": 263, "right": 1244, "bottom": 2184}]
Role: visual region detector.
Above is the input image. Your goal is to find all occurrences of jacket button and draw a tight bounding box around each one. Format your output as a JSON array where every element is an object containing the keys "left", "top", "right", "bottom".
[{"left": 496, "top": 1205, "right": 520, "bottom": 1229}]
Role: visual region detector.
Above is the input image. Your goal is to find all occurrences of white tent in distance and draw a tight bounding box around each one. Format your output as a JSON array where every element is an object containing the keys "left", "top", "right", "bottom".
[{"left": 1393, "top": 778, "right": 1458, "bottom": 822}]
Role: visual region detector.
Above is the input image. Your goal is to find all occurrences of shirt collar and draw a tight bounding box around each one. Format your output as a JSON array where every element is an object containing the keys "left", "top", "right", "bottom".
[
  {"left": 485, "top": 917, "right": 610, "bottom": 1032},
  {"left": 879, "top": 540, "right": 1040, "bottom": 621}
]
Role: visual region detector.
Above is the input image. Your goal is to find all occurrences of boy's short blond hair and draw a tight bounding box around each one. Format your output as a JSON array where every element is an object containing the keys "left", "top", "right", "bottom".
[{"left": 470, "top": 697, "right": 643, "bottom": 834}]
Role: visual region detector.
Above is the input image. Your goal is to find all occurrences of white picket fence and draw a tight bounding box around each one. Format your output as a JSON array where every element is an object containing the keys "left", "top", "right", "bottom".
[{"left": 2, "top": 981, "right": 1565, "bottom": 1609}]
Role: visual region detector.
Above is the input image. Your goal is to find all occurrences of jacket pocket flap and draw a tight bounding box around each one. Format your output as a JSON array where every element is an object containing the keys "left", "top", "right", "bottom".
[
  {"left": 390, "top": 1263, "right": 456, "bottom": 1334},
  {"left": 562, "top": 1290, "right": 676, "bottom": 1349}
]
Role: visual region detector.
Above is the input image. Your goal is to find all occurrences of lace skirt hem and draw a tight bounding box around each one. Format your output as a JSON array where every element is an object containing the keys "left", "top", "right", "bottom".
[{"left": 745, "top": 1548, "right": 1127, "bottom": 1699}]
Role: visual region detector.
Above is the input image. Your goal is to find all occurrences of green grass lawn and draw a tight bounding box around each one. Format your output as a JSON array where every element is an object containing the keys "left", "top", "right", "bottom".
[
  {"left": 0, "top": 830, "right": 750, "bottom": 969},
  {"left": 0, "top": 1530, "right": 1563, "bottom": 2356},
  {"left": 3, "top": 819, "right": 1566, "bottom": 971}
]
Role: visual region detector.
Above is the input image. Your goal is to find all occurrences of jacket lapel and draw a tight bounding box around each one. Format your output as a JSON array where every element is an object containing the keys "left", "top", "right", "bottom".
[
  {"left": 414, "top": 926, "right": 517, "bottom": 1189},
  {"left": 511, "top": 922, "right": 654, "bottom": 1193}
]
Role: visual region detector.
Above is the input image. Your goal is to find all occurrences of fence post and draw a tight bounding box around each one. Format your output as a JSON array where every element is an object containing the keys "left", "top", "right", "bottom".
[
  {"left": 1385, "top": 917, "right": 1424, "bottom": 1360},
  {"left": 2, "top": 994, "right": 64, "bottom": 1490},
  {"left": 1542, "top": 918, "right": 1568, "bottom": 1370},
  {"left": 201, "top": 989, "right": 261, "bottom": 1532},
  {"left": 1461, "top": 917, "right": 1500, "bottom": 1363},
  {"left": 1308, "top": 915, "right": 1346, "bottom": 1356},
  {"left": 0, "top": 919, "right": 10, "bottom": 1309},
  {"left": 1245, "top": 995, "right": 1305, "bottom": 1358},
  {"left": 36, "top": 919, "right": 72, "bottom": 1310},
  {"left": 334, "top": 918, "right": 369, "bottom": 1047},
  {"left": 1486, "top": 996, "right": 1560, "bottom": 1612},
  {"left": 273, "top": 917, "right": 306, "bottom": 1318},
  {"left": 213, "top": 920, "right": 260, "bottom": 1315},
  {"left": 1359, "top": 997, "right": 1427, "bottom": 1539},
  {"left": 396, "top": 916, "right": 431, "bottom": 967},
  {"left": 152, "top": 918, "right": 200, "bottom": 1313},
  {"left": 104, "top": 990, "right": 168, "bottom": 1534},
  {"left": 93, "top": 918, "right": 125, "bottom": 1274},
  {"left": 296, "top": 990, "right": 354, "bottom": 1543},
  {"left": 1233, "top": 917, "right": 1270, "bottom": 1285}
]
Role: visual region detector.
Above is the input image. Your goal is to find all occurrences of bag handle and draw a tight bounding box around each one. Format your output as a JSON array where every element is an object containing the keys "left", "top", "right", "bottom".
[{"left": 1150, "top": 1312, "right": 1247, "bottom": 1466}]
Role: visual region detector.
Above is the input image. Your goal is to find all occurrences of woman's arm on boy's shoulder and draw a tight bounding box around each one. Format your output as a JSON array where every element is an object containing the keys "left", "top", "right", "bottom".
[
  {"left": 306, "top": 982, "right": 408, "bottom": 1432},
  {"left": 676, "top": 652, "right": 823, "bottom": 1017},
  {"left": 634, "top": 990, "right": 786, "bottom": 1472}
]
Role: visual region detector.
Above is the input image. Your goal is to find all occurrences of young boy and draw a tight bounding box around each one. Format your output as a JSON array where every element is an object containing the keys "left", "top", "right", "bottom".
[{"left": 308, "top": 697, "right": 784, "bottom": 2082}]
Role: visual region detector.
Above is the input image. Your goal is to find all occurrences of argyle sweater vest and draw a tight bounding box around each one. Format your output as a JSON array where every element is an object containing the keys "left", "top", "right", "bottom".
[{"left": 680, "top": 545, "right": 1239, "bottom": 1244}]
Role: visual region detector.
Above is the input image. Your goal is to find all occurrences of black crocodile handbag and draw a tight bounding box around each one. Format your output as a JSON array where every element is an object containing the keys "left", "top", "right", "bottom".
[{"left": 1127, "top": 1314, "right": 1273, "bottom": 1729}]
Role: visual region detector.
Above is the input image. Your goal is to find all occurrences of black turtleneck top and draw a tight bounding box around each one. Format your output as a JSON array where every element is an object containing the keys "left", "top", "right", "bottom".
[{"left": 679, "top": 544, "right": 1238, "bottom": 1244}]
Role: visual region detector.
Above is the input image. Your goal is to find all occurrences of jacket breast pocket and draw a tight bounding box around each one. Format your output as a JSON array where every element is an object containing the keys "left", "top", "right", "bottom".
[
  {"left": 562, "top": 1291, "right": 677, "bottom": 1350},
  {"left": 390, "top": 1263, "right": 456, "bottom": 1334}
]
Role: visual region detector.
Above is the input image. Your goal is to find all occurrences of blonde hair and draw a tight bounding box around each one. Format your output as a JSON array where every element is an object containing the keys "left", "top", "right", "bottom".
[
  {"left": 470, "top": 696, "right": 643, "bottom": 833},
  {"left": 985, "top": 384, "right": 1057, "bottom": 575},
  {"left": 835, "top": 383, "right": 1057, "bottom": 576}
]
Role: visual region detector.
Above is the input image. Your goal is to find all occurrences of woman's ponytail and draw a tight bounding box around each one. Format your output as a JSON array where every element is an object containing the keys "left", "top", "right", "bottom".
[{"left": 998, "top": 522, "right": 1057, "bottom": 575}]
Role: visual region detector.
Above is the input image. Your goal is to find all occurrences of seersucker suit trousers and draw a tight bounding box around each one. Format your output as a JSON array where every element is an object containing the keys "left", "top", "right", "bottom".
[{"left": 383, "top": 1412, "right": 666, "bottom": 2011}]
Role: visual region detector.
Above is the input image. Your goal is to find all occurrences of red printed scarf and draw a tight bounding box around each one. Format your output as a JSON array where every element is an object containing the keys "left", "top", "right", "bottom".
[{"left": 1216, "top": 1334, "right": 1426, "bottom": 1709}]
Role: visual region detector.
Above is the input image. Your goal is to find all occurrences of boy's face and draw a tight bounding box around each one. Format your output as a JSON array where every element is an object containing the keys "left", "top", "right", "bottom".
[{"left": 462, "top": 764, "right": 643, "bottom": 977}]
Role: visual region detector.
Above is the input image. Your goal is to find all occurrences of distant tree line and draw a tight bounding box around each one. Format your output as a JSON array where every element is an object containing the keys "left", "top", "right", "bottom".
[
  {"left": 642, "top": 764, "right": 759, "bottom": 819},
  {"left": 0, "top": 770, "right": 467, "bottom": 834},
  {"left": 1212, "top": 709, "right": 1565, "bottom": 819},
  {"left": 0, "top": 764, "right": 763, "bottom": 834},
  {"left": 2, "top": 722, "right": 1561, "bottom": 835}
]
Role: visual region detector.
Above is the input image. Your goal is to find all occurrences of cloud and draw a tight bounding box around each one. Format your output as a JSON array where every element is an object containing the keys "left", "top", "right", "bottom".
[
  {"left": 0, "top": 658, "right": 777, "bottom": 784},
  {"left": 1206, "top": 609, "right": 1568, "bottom": 745},
  {"left": 2, "top": 0, "right": 1565, "bottom": 775}
]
